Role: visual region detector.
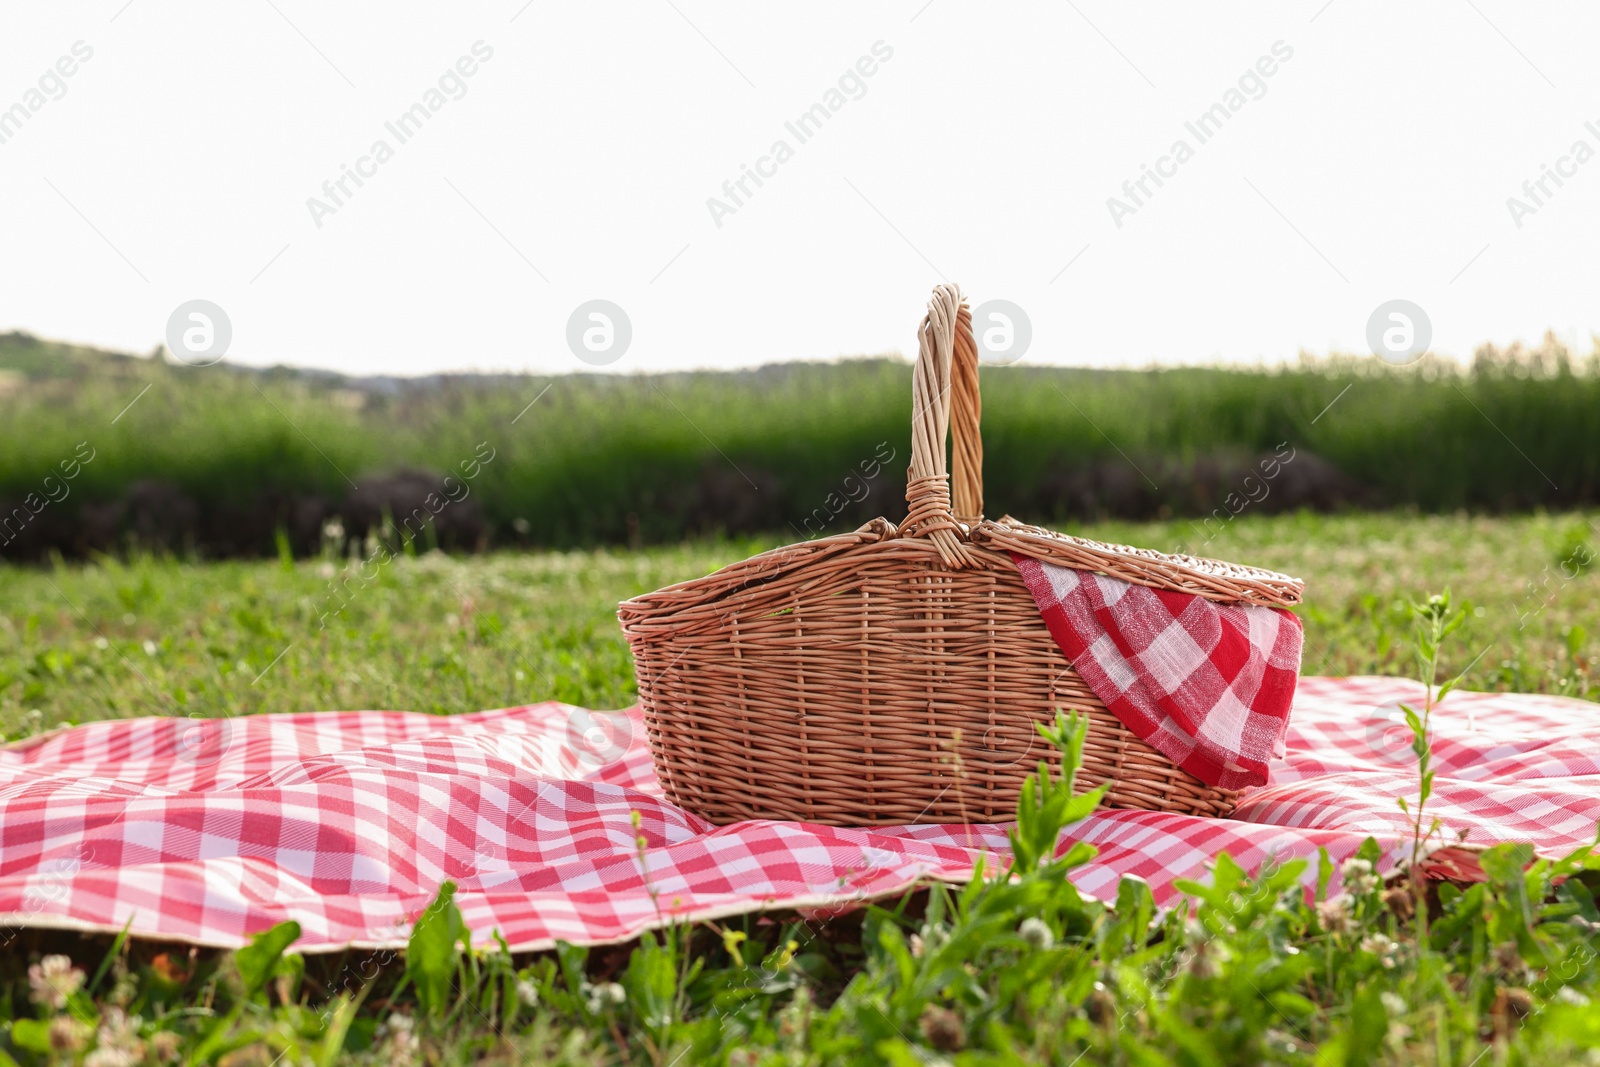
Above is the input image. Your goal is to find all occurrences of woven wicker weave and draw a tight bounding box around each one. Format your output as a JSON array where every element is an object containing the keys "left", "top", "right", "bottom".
[{"left": 619, "top": 285, "right": 1304, "bottom": 826}]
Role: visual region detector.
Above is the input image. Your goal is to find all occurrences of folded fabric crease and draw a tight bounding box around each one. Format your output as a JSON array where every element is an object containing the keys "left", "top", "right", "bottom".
[
  {"left": 1012, "top": 554, "right": 1303, "bottom": 790},
  {"left": 0, "top": 677, "right": 1592, "bottom": 953}
]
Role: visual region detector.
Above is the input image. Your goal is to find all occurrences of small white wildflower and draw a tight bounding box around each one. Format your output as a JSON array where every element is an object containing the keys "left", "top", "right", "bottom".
[
  {"left": 1263, "top": 1028, "right": 1300, "bottom": 1055},
  {"left": 1315, "top": 894, "right": 1352, "bottom": 935},
  {"left": 48, "top": 1017, "right": 89, "bottom": 1053},
  {"left": 87, "top": 1009, "right": 145, "bottom": 1067},
  {"left": 100, "top": 1006, "right": 136, "bottom": 1037},
  {"left": 581, "top": 980, "right": 626, "bottom": 1014},
  {"left": 1018, "top": 917, "right": 1055, "bottom": 950},
  {"left": 1361, "top": 933, "right": 1400, "bottom": 968},
  {"left": 84, "top": 1048, "right": 138, "bottom": 1067},
  {"left": 1557, "top": 986, "right": 1590, "bottom": 1006},
  {"left": 322, "top": 520, "right": 345, "bottom": 542},
  {"left": 96, "top": 1006, "right": 145, "bottom": 1061},
  {"left": 516, "top": 978, "right": 540, "bottom": 1008},
  {"left": 1341, "top": 857, "right": 1379, "bottom": 895},
  {"left": 142, "top": 640, "right": 158, "bottom": 657},
  {"left": 384, "top": 1013, "right": 420, "bottom": 1062},
  {"left": 1380, "top": 992, "right": 1407, "bottom": 1015},
  {"left": 909, "top": 933, "right": 925, "bottom": 958},
  {"left": 109, "top": 969, "right": 138, "bottom": 1009},
  {"left": 916, "top": 924, "right": 950, "bottom": 957},
  {"left": 94, "top": 636, "right": 109, "bottom": 651},
  {"left": 28, "top": 954, "right": 85, "bottom": 1009},
  {"left": 317, "top": 562, "right": 336, "bottom": 579}
]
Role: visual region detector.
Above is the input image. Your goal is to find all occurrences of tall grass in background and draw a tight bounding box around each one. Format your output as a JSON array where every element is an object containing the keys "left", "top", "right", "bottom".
[{"left": 2, "top": 332, "right": 1597, "bottom": 555}]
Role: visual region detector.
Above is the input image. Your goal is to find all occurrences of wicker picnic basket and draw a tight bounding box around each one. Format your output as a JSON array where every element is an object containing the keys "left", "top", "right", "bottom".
[{"left": 618, "top": 285, "right": 1304, "bottom": 826}]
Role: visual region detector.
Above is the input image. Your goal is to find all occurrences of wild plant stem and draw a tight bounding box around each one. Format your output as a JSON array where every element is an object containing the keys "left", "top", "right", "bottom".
[
  {"left": 1409, "top": 647, "right": 1436, "bottom": 871},
  {"left": 1408, "top": 601, "right": 1450, "bottom": 945}
]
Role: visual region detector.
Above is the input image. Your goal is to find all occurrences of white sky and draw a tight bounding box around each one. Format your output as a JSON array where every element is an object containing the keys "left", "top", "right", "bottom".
[{"left": 3, "top": 1, "right": 1597, "bottom": 376}]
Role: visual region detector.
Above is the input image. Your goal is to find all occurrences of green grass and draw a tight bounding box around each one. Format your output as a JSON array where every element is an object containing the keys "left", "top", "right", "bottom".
[
  {"left": 3, "top": 511, "right": 1593, "bottom": 738},
  {"left": 0, "top": 512, "right": 1597, "bottom": 1064},
  {"left": 4, "top": 331, "right": 1600, "bottom": 557}
]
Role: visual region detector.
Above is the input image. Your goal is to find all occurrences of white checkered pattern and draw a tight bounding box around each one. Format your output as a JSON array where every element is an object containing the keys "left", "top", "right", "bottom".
[
  {"left": 1014, "top": 555, "right": 1303, "bottom": 788},
  {"left": 0, "top": 677, "right": 1592, "bottom": 952}
]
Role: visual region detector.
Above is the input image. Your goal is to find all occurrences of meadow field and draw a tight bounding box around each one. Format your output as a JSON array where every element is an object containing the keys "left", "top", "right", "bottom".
[
  {"left": 2, "top": 330, "right": 1599, "bottom": 559},
  {"left": 0, "top": 511, "right": 1597, "bottom": 1063},
  {"left": 2, "top": 511, "right": 1594, "bottom": 738},
  {"left": 4, "top": 331, "right": 1600, "bottom": 1063}
]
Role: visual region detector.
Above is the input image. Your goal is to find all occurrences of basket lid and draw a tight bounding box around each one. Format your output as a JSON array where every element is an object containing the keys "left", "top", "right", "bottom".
[{"left": 973, "top": 516, "right": 1303, "bottom": 608}]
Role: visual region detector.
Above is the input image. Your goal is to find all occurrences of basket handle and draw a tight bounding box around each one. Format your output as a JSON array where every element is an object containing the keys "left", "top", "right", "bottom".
[
  {"left": 903, "top": 284, "right": 982, "bottom": 568},
  {"left": 950, "top": 298, "right": 983, "bottom": 522}
]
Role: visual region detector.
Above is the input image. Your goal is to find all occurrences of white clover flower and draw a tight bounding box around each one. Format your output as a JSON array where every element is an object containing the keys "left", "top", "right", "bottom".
[
  {"left": 92, "top": 1006, "right": 146, "bottom": 1066},
  {"left": 916, "top": 924, "right": 950, "bottom": 956},
  {"left": 28, "top": 954, "right": 85, "bottom": 1009},
  {"left": 581, "top": 980, "right": 626, "bottom": 1014},
  {"left": 383, "top": 1013, "right": 420, "bottom": 1063},
  {"left": 1361, "top": 933, "right": 1400, "bottom": 968},
  {"left": 1315, "top": 894, "right": 1352, "bottom": 935},
  {"left": 84, "top": 1048, "right": 138, "bottom": 1067},
  {"left": 516, "top": 978, "right": 540, "bottom": 1008},
  {"left": 1263, "top": 1028, "right": 1300, "bottom": 1056},
  {"left": 48, "top": 1017, "right": 89, "bottom": 1053},
  {"left": 1018, "top": 917, "right": 1055, "bottom": 950},
  {"left": 99, "top": 1006, "right": 140, "bottom": 1043},
  {"left": 1341, "top": 857, "right": 1379, "bottom": 895}
]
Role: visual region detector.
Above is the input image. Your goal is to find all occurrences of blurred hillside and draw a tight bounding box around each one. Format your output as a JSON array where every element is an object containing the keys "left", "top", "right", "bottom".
[{"left": 1, "top": 329, "right": 1597, "bottom": 560}]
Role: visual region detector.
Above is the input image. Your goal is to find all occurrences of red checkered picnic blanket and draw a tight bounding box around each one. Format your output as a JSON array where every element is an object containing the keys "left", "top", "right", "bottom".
[
  {"left": 0, "top": 677, "right": 1594, "bottom": 953},
  {"left": 1013, "top": 556, "right": 1303, "bottom": 789}
]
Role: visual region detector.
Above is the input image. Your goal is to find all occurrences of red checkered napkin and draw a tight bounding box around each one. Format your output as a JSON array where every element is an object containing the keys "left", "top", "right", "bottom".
[{"left": 1012, "top": 554, "right": 1303, "bottom": 789}]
